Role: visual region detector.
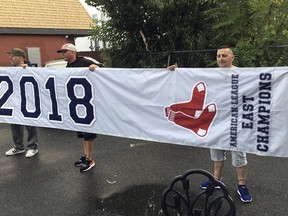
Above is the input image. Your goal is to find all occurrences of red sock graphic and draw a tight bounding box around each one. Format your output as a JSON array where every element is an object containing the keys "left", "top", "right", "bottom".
[
  {"left": 165, "top": 82, "right": 206, "bottom": 118},
  {"left": 168, "top": 103, "right": 217, "bottom": 137}
]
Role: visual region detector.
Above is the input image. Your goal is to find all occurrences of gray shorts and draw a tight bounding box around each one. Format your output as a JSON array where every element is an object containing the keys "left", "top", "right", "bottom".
[{"left": 210, "top": 149, "right": 247, "bottom": 167}]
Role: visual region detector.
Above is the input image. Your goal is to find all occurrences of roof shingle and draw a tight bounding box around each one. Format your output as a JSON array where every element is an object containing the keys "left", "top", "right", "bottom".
[{"left": 0, "top": 0, "right": 93, "bottom": 30}]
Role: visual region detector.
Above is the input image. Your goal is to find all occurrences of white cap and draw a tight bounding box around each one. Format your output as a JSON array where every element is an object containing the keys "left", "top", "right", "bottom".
[{"left": 57, "top": 43, "right": 77, "bottom": 53}]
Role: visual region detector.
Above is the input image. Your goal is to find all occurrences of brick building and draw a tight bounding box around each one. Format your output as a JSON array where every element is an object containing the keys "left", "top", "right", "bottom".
[{"left": 0, "top": 0, "right": 94, "bottom": 66}]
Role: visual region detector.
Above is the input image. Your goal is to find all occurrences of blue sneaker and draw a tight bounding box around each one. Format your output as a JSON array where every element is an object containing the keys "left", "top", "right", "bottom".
[
  {"left": 237, "top": 185, "right": 252, "bottom": 203},
  {"left": 200, "top": 178, "right": 223, "bottom": 189}
]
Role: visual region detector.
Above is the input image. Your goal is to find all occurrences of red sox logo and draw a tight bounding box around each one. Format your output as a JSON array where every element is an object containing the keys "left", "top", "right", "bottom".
[{"left": 164, "top": 82, "right": 217, "bottom": 137}]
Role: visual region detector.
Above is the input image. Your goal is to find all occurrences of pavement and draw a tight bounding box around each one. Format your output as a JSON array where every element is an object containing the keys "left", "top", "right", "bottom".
[{"left": 0, "top": 123, "right": 287, "bottom": 216}]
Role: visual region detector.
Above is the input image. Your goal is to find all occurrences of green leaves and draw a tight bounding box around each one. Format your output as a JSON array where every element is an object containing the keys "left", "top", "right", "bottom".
[
  {"left": 87, "top": 0, "right": 288, "bottom": 67},
  {"left": 207, "top": 0, "right": 288, "bottom": 66}
]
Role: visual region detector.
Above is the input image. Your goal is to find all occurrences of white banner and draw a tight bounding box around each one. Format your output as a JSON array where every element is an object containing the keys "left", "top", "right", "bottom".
[{"left": 0, "top": 66, "right": 288, "bottom": 157}]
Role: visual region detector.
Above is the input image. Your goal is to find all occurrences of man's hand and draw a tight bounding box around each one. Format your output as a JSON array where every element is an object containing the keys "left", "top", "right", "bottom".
[
  {"left": 20, "top": 64, "right": 28, "bottom": 69},
  {"left": 89, "top": 64, "right": 99, "bottom": 71},
  {"left": 167, "top": 63, "right": 178, "bottom": 71}
]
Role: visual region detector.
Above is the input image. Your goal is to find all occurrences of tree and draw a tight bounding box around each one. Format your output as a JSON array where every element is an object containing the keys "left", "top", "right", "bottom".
[
  {"left": 87, "top": 0, "right": 216, "bottom": 67},
  {"left": 206, "top": 0, "right": 288, "bottom": 67},
  {"left": 87, "top": 0, "right": 288, "bottom": 67}
]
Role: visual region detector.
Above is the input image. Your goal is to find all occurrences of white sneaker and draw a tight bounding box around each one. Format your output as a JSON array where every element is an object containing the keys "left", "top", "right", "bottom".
[
  {"left": 5, "top": 147, "right": 25, "bottom": 156},
  {"left": 25, "top": 149, "right": 38, "bottom": 158}
]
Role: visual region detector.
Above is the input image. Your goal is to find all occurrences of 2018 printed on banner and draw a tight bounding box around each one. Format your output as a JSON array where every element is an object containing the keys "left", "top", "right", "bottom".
[{"left": 0, "top": 75, "right": 95, "bottom": 126}]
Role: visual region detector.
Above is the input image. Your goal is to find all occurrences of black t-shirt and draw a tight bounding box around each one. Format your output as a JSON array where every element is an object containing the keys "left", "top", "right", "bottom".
[
  {"left": 66, "top": 56, "right": 97, "bottom": 138},
  {"left": 66, "top": 56, "right": 95, "bottom": 68}
]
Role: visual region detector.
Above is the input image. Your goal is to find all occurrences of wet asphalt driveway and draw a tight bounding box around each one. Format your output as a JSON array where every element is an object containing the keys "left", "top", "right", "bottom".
[{"left": 0, "top": 123, "right": 287, "bottom": 216}]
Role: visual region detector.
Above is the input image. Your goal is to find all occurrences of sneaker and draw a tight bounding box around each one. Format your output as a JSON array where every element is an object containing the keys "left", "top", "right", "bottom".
[
  {"left": 80, "top": 159, "right": 95, "bottom": 172},
  {"left": 5, "top": 147, "right": 25, "bottom": 156},
  {"left": 200, "top": 178, "right": 223, "bottom": 189},
  {"left": 25, "top": 149, "right": 38, "bottom": 158},
  {"left": 237, "top": 185, "right": 252, "bottom": 203},
  {"left": 74, "top": 155, "right": 87, "bottom": 167}
]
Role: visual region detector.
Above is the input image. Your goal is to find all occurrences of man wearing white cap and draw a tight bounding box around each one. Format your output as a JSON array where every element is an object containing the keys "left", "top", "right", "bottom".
[
  {"left": 57, "top": 43, "right": 99, "bottom": 172},
  {"left": 57, "top": 43, "right": 99, "bottom": 70}
]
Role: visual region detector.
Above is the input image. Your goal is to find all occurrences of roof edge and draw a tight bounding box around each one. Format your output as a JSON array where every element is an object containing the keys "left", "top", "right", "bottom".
[{"left": 0, "top": 28, "right": 91, "bottom": 36}]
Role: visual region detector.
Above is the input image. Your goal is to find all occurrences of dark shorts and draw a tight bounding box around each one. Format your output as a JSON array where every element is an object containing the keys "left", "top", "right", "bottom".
[{"left": 77, "top": 132, "right": 97, "bottom": 141}]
